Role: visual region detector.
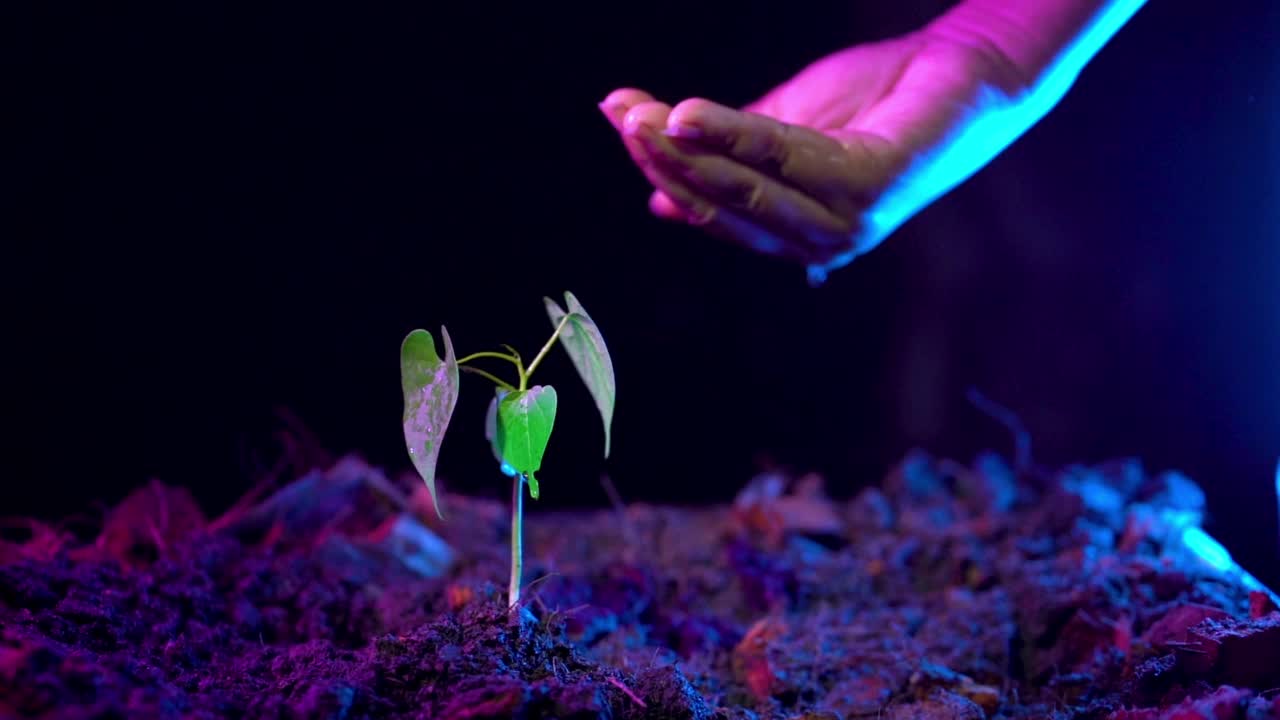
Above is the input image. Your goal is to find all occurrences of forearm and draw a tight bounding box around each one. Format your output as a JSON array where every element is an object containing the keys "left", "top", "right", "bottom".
[
  {"left": 926, "top": 0, "right": 1148, "bottom": 102},
  {"left": 843, "top": 0, "right": 1147, "bottom": 262}
]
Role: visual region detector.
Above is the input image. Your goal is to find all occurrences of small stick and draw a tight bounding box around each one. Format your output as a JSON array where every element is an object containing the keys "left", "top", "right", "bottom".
[
  {"left": 606, "top": 676, "right": 647, "bottom": 708},
  {"left": 145, "top": 519, "right": 168, "bottom": 554},
  {"left": 274, "top": 405, "right": 334, "bottom": 469},
  {"left": 600, "top": 473, "right": 627, "bottom": 515},
  {"left": 208, "top": 453, "right": 290, "bottom": 532},
  {"left": 966, "top": 387, "right": 1032, "bottom": 471},
  {"left": 600, "top": 473, "right": 639, "bottom": 558},
  {"left": 515, "top": 572, "right": 565, "bottom": 613},
  {"left": 312, "top": 505, "right": 354, "bottom": 548}
]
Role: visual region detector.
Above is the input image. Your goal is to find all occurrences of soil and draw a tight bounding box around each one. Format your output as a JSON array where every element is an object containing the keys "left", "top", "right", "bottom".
[{"left": 3, "top": 448, "right": 1280, "bottom": 719}]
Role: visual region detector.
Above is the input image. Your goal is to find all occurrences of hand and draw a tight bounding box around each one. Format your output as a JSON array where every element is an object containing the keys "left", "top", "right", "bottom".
[{"left": 598, "top": 28, "right": 1029, "bottom": 283}]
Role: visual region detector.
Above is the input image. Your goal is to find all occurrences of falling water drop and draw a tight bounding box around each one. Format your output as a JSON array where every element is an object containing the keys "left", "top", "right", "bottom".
[{"left": 806, "top": 264, "right": 827, "bottom": 288}]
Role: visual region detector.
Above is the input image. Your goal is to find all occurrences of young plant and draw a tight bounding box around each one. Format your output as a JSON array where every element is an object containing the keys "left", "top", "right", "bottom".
[{"left": 399, "top": 291, "right": 615, "bottom": 608}]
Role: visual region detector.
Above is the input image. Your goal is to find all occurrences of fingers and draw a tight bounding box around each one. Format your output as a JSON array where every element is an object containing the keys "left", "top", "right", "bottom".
[
  {"left": 608, "top": 112, "right": 803, "bottom": 261},
  {"left": 614, "top": 101, "right": 722, "bottom": 226},
  {"left": 648, "top": 190, "right": 685, "bottom": 222},
  {"left": 598, "top": 88, "right": 656, "bottom": 134},
  {"left": 597, "top": 89, "right": 855, "bottom": 266},
  {"left": 643, "top": 161, "right": 801, "bottom": 261},
  {"left": 599, "top": 92, "right": 724, "bottom": 228},
  {"left": 625, "top": 118, "right": 853, "bottom": 263},
  {"left": 666, "top": 98, "right": 886, "bottom": 213},
  {"left": 598, "top": 90, "right": 664, "bottom": 172}
]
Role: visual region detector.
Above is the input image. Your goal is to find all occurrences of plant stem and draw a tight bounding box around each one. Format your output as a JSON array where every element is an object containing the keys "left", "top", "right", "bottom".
[
  {"left": 508, "top": 473, "right": 524, "bottom": 608},
  {"left": 500, "top": 344, "right": 525, "bottom": 374},
  {"left": 460, "top": 365, "right": 516, "bottom": 391},
  {"left": 457, "top": 350, "right": 521, "bottom": 367},
  {"left": 521, "top": 313, "right": 573, "bottom": 390}
]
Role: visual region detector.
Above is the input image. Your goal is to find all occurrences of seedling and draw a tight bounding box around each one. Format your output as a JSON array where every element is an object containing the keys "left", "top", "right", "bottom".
[{"left": 399, "top": 292, "right": 615, "bottom": 608}]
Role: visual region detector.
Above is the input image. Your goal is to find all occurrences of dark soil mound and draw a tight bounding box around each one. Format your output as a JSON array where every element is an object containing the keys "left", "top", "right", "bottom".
[{"left": 3, "top": 450, "right": 1279, "bottom": 719}]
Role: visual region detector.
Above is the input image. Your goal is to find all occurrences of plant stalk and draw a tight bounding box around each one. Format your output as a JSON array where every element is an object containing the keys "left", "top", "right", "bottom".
[
  {"left": 508, "top": 473, "right": 524, "bottom": 608},
  {"left": 459, "top": 365, "right": 516, "bottom": 391},
  {"left": 457, "top": 350, "right": 520, "bottom": 366},
  {"left": 522, "top": 313, "right": 573, "bottom": 389}
]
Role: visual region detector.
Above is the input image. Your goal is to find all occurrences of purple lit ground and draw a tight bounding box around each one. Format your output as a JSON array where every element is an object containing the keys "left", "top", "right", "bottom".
[{"left": 3, "top": 450, "right": 1280, "bottom": 719}]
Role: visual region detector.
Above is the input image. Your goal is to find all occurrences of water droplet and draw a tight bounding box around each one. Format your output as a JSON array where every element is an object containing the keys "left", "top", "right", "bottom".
[{"left": 806, "top": 264, "right": 827, "bottom": 288}]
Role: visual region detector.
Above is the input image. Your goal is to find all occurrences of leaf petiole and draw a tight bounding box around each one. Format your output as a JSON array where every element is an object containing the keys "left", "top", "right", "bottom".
[
  {"left": 521, "top": 313, "right": 573, "bottom": 390},
  {"left": 460, "top": 365, "right": 517, "bottom": 392},
  {"left": 501, "top": 345, "right": 527, "bottom": 381},
  {"left": 458, "top": 350, "right": 524, "bottom": 391},
  {"left": 457, "top": 350, "right": 521, "bottom": 368}
]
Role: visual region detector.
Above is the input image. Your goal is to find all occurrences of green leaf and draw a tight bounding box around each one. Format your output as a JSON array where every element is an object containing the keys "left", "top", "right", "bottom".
[
  {"left": 484, "top": 388, "right": 518, "bottom": 477},
  {"left": 496, "top": 385, "right": 558, "bottom": 499},
  {"left": 544, "top": 292, "right": 616, "bottom": 458},
  {"left": 400, "top": 327, "right": 459, "bottom": 519}
]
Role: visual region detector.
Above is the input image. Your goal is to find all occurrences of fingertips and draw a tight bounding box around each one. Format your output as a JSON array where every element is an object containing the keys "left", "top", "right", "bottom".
[
  {"left": 601, "top": 97, "right": 673, "bottom": 174},
  {"left": 601, "top": 88, "right": 654, "bottom": 110},
  {"left": 668, "top": 99, "right": 862, "bottom": 213},
  {"left": 597, "top": 88, "right": 655, "bottom": 130},
  {"left": 629, "top": 121, "right": 851, "bottom": 251},
  {"left": 637, "top": 159, "right": 717, "bottom": 227},
  {"left": 622, "top": 101, "right": 673, "bottom": 135},
  {"left": 648, "top": 190, "right": 686, "bottom": 222},
  {"left": 617, "top": 102, "right": 675, "bottom": 175},
  {"left": 652, "top": 187, "right": 804, "bottom": 263},
  {"left": 605, "top": 94, "right": 850, "bottom": 267},
  {"left": 624, "top": 119, "right": 698, "bottom": 213},
  {"left": 643, "top": 160, "right": 823, "bottom": 265},
  {"left": 666, "top": 97, "right": 737, "bottom": 140}
]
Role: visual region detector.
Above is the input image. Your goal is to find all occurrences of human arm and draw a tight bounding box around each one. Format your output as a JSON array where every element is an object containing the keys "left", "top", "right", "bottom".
[{"left": 598, "top": 0, "right": 1148, "bottom": 284}]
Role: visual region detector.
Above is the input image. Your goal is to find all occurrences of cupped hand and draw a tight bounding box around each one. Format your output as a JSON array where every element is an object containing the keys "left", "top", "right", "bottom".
[{"left": 598, "top": 29, "right": 1026, "bottom": 283}]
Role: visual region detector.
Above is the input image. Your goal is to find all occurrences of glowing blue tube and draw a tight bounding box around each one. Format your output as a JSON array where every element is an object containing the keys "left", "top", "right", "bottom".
[
  {"left": 1164, "top": 507, "right": 1280, "bottom": 607},
  {"left": 834, "top": 0, "right": 1151, "bottom": 274}
]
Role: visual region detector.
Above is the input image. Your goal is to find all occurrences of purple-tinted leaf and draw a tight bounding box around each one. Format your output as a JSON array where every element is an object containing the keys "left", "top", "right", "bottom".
[
  {"left": 484, "top": 388, "right": 518, "bottom": 477},
  {"left": 400, "top": 327, "right": 459, "bottom": 519},
  {"left": 544, "top": 292, "right": 615, "bottom": 458}
]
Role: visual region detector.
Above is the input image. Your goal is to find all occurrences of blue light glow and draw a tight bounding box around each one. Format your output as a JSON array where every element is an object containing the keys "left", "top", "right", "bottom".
[
  {"left": 846, "top": 0, "right": 1150, "bottom": 269},
  {"left": 1167, "top": 515, "right": 1280, "bottom": 606},
  {"left": 1179, "top": 526, "right": 1234, "bottom": 573}
]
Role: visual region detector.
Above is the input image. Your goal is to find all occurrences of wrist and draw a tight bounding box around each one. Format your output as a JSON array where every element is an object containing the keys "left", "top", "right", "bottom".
[
  {"left": 918, "top": 9, "right": 1035, "bottom": 99},
  {"left": 922, "top": 0, "right": 1148, "bottom": 100}
]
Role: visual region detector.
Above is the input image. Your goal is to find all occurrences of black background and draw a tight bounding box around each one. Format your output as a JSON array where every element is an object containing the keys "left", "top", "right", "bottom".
[{"left": 8, "top": 2, "right": 1280, "bottom": 585}]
